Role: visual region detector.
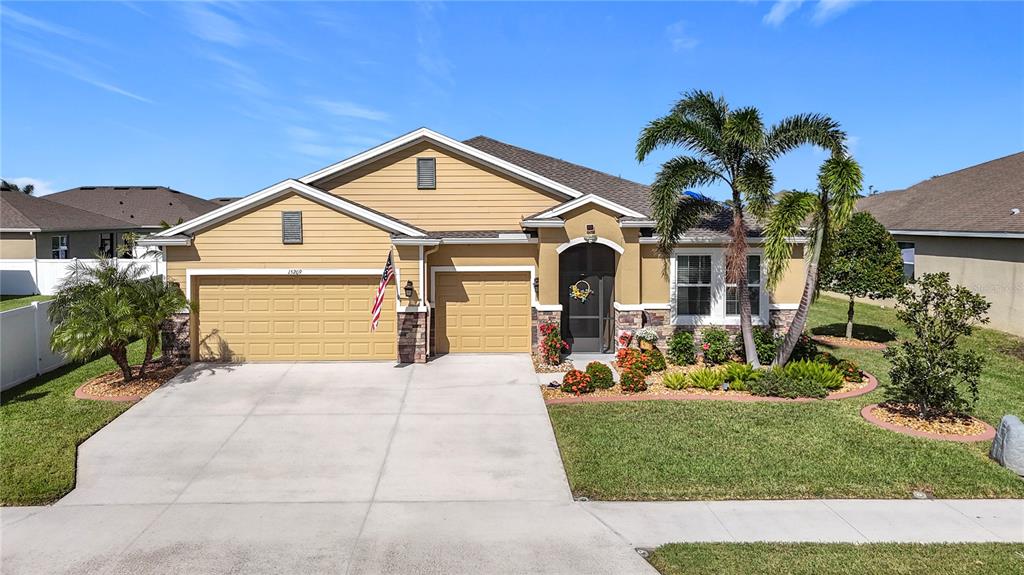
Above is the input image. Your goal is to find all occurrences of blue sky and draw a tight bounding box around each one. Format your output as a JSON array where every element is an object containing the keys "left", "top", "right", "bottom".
[{"left": 2, "top": 1, "right": 1022, "bottom": 200}]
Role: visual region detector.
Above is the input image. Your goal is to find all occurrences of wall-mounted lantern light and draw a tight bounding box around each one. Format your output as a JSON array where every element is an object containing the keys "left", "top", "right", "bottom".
[
  {"left": 404, "top": 280, "right": 414, "bottom": 299},
  {"left": 584, "top": 224, "right": 597, "bottom": 243},
  {"left": 533, "top": 277, "right": 540, "bottom": 294}
]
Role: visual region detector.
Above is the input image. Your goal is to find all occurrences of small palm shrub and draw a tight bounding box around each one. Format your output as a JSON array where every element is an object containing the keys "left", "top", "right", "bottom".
[
  {"left": 585, "top": 361, "right": 614, "bottom": 389},
  {"left": 561, "top": 369, "right": 593, "bottom": 395},
  {"left": 617, "top": 347, "right": 653, "bottom": 375},
  {"left": 749, "top": 367, "right": 827, "bottom": 399},
  {"left": 620, "top": 367, "right": 648, "bottom": 393},
  {"left": 666, "top": 331, "right": 696, "bottom": 365},
  {"left": 784, "top": 360, "right": 845, "bottom": 391},
  {"left": 687, "top": 367, "right": 724, "bottom": 391},
  {"left": 699, "top": 327, "right": 732, "bottom": 365},
  {"left": 662, "top": 371, "right": 688, "bottom": 390},
  {"left": 643, "top": 348, "right": 667, "bottom": 372},
  {"left": 722, "top": 362, "right": 760, "bottom": 391}
]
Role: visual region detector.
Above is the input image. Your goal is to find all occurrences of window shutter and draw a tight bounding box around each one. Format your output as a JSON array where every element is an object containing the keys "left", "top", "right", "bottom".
[
  {"left": 282, "top": 211, "right": 303, "bottom": 244},
  {"left": 417, "top": 157, "right": 436, "bottom": 189}
]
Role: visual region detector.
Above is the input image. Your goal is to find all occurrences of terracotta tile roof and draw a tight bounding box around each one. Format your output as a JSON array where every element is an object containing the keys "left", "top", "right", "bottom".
[
  {"left": 857, "top": 152, "right": 1024, "bottom": 234},
  {"left": 43, "top": 186, "right": 220, "bottom": 228},
  {"left": 1, "top": 190, "right": 135, "bottom": 231}
]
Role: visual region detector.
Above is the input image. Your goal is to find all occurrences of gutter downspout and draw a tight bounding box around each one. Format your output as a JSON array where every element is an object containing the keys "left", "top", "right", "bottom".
[{"left": 423, "top": 243, "right": 441, "bottom": 358}]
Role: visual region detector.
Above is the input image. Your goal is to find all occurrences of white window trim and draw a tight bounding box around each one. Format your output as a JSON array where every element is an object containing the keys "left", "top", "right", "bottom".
[
  {"left": 184, "top": 268, "right": 382, "bottom": 300},
  {"left": 724, "top": 249, "right": 769, "bottom": 321},
  {"left": 670, "top": 248, "right": 770, "bottom": 326},
  {"left": 555, "top": 236, "right": 625, "bottom": 255},
  {"left": 429, "top": 265, "right": 539, "bottom": 309}
]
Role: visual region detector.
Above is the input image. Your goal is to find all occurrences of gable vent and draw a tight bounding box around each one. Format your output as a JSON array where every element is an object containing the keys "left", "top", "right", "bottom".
[
  {"left": 417, "top": 157, "right": 436, "bottom": 190},
  {"left": 282, "top": 211, "right": 303, "bottom": 244}
]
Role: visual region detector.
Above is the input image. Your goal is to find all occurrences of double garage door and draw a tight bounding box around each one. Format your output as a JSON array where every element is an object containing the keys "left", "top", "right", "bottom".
[{"left": 194, "top": 271, "right": 531, "bottom": 361}]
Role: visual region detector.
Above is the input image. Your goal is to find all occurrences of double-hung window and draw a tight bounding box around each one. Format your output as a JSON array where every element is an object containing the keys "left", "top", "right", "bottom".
[
  {"left": 51, "top": 235, "right": 69, "bottom": 259},
  {"left": 726, "top": 255, "right": 761, "bottom": 316},
  {"left": 897, "top": 242, "right": 915, "bottom": 280},
  {"left": 675, "top": 255, "right": 713, "bottom": 316},
  {"left": 98, "top": 233, "right": 116, "bottom": 258}
]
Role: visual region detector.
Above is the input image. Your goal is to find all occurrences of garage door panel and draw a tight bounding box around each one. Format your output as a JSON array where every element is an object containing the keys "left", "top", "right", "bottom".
[
  {"left": 435, "top": 272, "right": 530, "bottom": 354},
  {"left": 196, "top": 275, "right": 396, "bottom": 361}
]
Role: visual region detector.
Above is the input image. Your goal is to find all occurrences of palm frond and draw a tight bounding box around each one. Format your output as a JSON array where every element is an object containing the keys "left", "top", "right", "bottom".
[
  {"left": 670, "top": 90, "right": 728, "bottom": 133},
  {"left": 649, "top": 156, "right": 723, "bottom": 255},
  {"left": 818, "top": 154, "right": 863, "bottom": 231},
  {"left": 723, "top": 106, "right": 766, "bottom": 153},
  {"left": 736, "top": 157, "right": 775, "bottom": 218},
  {"left": 636, "top": 113, "right": 724, "bottom": 164},
  {"left": 765, "top": 113, "right": 846, "bottom": 159},
  {"left": 763, "top": 191, "right": 817, "bottom": 290}
]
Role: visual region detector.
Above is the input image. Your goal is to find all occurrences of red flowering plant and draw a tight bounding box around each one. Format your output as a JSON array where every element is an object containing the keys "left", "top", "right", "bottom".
[
  {"left": 619, "top": 366, "right": 648, "bottom": 393},
  {"left": 560, "top": 369, "right": 593, "bottom": 395},
  {"left": 616, "top": 347, "right": 653, "bottom": 376},
  {"left": 539, "top": 322, "right": 568, "bottom": 365}
]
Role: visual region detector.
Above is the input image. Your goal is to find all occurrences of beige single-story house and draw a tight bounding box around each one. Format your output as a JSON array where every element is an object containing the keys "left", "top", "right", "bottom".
[
  {"left": 0, "top": 186, "right": 219, "bottom": 260},
  {"left": 858, "top": 152, "right": 1023, "bottom": 336},
  {"left": 143, "top": 129, "right": 807, "bottom": 363}
]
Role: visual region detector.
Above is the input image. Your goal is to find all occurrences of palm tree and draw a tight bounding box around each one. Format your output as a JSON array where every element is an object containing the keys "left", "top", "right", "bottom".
[
  {"left": 763, "top": 155, "right": 863, "bottom": 365},
  {"left": 49, "top": 258, "right": 149, "bottom": 382},
  {"left": 134, "top": 276, "right": 189, "bottom": 375},
  {"left": 637, "top": 91, "right": 847, "bottom": 367},
  {"left": 1, "top": 179, "right": 34, "bottom": 195}
]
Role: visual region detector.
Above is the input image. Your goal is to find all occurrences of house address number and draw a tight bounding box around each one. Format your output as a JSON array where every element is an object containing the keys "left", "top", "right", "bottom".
[{"left": 287, "top": 269, "right": 303, "bottom": 275}]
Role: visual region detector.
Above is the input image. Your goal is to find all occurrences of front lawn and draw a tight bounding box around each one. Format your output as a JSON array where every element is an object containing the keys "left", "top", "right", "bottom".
[
  {"left": 0, "top": 341, "right": 145, "bottom": 506},
  {"left": 648, "top": 543, "right": 1024, "bottom": 575},
  {"left": 0, "top": 294, "right": 52, "bottom": 312},
  {"left": 547, "top": 295, "right": 1024, "bottom": 500}
]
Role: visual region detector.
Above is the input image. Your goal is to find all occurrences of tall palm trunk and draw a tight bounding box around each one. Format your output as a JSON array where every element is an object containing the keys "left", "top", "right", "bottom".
[
  {"left": 776, "top": 224, "right": 825, "bottom": 365},
  {"left": 729, "top": 193, "right": 760, "bottom": 368},
  {"left": 109, "top": 343, "right": 134, "bottom": 383}
]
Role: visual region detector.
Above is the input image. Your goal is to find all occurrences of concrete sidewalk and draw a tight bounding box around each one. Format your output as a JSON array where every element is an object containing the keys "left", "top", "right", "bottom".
[{"left": 582, "top": 499, "right": 1024, "bottom": 548}]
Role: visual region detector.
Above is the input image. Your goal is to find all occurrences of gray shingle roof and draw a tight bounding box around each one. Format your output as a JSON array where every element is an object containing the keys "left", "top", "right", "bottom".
[
  {"left": 44, "top": 186, "right": 220, "bottom": 228},
  {"left": 1, "top": 190, "right": 136, "bottom": 231},
  {"left": 857, "top": 152, "right": 1024, "bottom": 234}
]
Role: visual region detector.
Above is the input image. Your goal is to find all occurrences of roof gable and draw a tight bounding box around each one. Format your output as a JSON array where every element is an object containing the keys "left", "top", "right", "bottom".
[
  {"left": 44, "top": 186, "right": 219, "bottom": 228},
  {"left": 527, "top": 194, "right": 646, "bottom": 220}
]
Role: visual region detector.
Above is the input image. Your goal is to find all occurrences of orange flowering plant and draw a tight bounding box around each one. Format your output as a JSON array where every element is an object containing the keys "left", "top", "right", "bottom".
[{"left": 560, "top": 369, "right": 593, "bottom": 395}]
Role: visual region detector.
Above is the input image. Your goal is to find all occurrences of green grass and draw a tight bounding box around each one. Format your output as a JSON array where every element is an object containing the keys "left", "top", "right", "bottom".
[
  {"left": 648, "top": 543, "right": 1024, "bottom": 575},
  {"left": 0, "top": 294, "right": 52, "bottom": 312},
  {"left": 548, "top": 295, "right": 1024, "bottom": 500},
  {"left": 0, "top": 341, "right": 145, "bottom": 506}
]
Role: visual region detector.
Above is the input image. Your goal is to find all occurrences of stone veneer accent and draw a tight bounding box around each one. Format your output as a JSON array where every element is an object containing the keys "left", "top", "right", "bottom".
[
  {"left": 629, "top": 307, "right": 799, "bottom": 349},
  {"left": 160, "top": 312, "right": 191, "bottom": 365},
  {"left": 532, "top": 308, "right": 562, "bottom": 355},
  {"left": 398, "top": 311, "right": 428, "bottom": 364}
]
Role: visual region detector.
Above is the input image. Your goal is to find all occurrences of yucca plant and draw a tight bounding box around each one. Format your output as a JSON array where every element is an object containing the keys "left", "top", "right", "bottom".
[
  {"left": 662, "top": 370, "right": 688, "bottom": 390},
  {"left": 783, "top": 360, "right": 845, "bottom": 391},
  {"left": 687, "top": 367, "right": 725, "bottom": 391},
  {"left": 722, "top": 362, "right": 760, "bottom": 386}
]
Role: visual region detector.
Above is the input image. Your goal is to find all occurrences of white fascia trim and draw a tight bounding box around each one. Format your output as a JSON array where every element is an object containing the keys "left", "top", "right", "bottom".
[
  {"left": 429, "top": 265, "right": 539, "bottom": 309},
  {"left": 888, "top": 229, "right": 1024, "bottom": 239},
  {"left": 521, "top": 219, "right": 565, "bottom": 228},
  {"left": 531, "top": 193, "right": 646, "bottom": 219},
  {"left": 183, "top": 267, "right": 380, "bottom": 299},
  {"left": 0, "top": 228, "right": 42, "bottom": 233},
  {"left": 769, "top": 303, "right": 799, "bottom": 310},
  {"left": 620, "top": 220, "right": 655, "bottom": 228},
  {"left": 392, "top": 237, "right": 442, "bottom": 246},
  {"left": 138, "top": 235, "right": 191, "bottom": 247},
  {"left": 441, "top": 236, "right": 538, "bottom": 245},
  {"left": 556, "top": 236, "right": 625, "bottom": 254},
  {"left": 613, "top": 302, "right": 671, "bottom": 311},
  {"left": 535, "top": 304, "right": 563, "bottom": 312},
  {"left": 639, "top": 235, "right": 809, "bottom": 245},
  {"left": 297, "top": 128, "right": 583, "bottom": 200},
  {"left": 155, "top": 179, "right": 426, "bottom": 238}
]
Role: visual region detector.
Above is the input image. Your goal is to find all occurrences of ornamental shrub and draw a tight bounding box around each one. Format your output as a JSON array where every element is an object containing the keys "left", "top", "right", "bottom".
[
  {"left": 666, "top": 331, "right": 696, "bottom": 365},
  {"left": 835, "top": 359, "right": 862, "bottom": 382},
  {"left": 617, "top": 347, "right": 653, "bottom": 375},
  {"left": 585, "top": 361, "right": 615, "bottom": 389},
  {"left": 619, "top": 367, "right": 648, "bottom": 393},
  {"left": 748, "top": 367, "right": 827, "bottom": 399},
  {"left": 784, "top": 360, "right": 844, "bottom": 391},
  {"left": 790, "top": 332, "right": 819, "bottom": 362},
  {"left": 700, "top": 327, "right": 732, "bottom": 365},
  {"left": 538, "top": 322, "right": 568, "bottom": 365},
  {"left": 883, "top": 272, "right": 989, "bottom": 417},
  {"left": 722, "top": 362, "right": 760, "bottom": 390},
  {"left": 643, "top": 348, "right": 667, "bottom": 372},
  {"left": 560, "top": 369, "right": 593, "bottom": 395},
  {"left": 662, "top": 370, "right": 688, "bottom": 390},
  {"left": 736, "top": 326, "right": 781, "bottom": 365},
  {"left": 687, "top": 367, "right": 724, "bottom": 391}
]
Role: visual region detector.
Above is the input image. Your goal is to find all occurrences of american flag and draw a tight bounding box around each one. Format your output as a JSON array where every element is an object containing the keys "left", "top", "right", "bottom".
[{"left": 371, "top": 249, "right": 394, "bottom": 332}]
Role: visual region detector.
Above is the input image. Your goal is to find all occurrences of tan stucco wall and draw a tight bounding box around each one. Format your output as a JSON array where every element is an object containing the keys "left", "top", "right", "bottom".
[
  {"left": 316, "top": 142, "right": 563, "bottom": 232},
  {"left": 424, "top": 243, "right": 539, "bottom": 305},
  {"left": 0, "top": 232, "right": 36, "bottom": 258},
  {"left": 895, "top": 234, "right": 1024, "bottom": 336}
]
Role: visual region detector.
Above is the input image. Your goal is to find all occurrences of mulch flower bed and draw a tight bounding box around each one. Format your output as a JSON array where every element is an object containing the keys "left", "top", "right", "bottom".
[
  {"left": 861, "top": 403, "right": 996, "bottom": 442},
  {"left": 75, "top": 364, "right": 184, "bottom": 402},
  {"left": 532, "top": 354, "right": 575, "bottom": 373},
  {"left": 811, "top": 334, "right": 889, "bottom": 350}
]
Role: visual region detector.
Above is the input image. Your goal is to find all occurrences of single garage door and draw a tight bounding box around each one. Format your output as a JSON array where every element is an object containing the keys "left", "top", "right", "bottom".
[
  {"left": 195, "top": 275, "right": 396, "bottom": 361},
  {"left": 434, "top": 271, "right": 531, "bottom": 353}
]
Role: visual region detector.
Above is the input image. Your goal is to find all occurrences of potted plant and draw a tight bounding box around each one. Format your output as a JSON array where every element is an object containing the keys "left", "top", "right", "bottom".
[{"left": 635, "top": 327, "right": 659, "bottom": 351}]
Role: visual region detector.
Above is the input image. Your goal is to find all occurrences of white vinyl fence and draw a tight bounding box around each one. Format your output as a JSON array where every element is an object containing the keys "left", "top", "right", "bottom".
[
  {"left": 0, "top": 300, "right": 67, "bottom": 391},
  {"left": 0, "top": 258, "right": 166, "bottom": 296}
]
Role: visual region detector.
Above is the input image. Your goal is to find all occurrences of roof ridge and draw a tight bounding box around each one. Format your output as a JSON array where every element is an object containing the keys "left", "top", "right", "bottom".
[{"left": 911, "top": 150, "right": 1024, "bottom": 186}]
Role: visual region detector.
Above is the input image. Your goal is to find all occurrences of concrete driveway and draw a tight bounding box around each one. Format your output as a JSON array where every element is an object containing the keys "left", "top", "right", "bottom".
[{"left": 2, "top": 356, "right": 653, "bottom": 574}]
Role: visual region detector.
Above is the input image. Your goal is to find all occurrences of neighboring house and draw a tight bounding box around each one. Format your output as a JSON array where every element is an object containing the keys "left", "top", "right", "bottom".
[
  {"left": 858, "top": 152, "right": 1024, "bottom": 336},
  {"left": 143, "top": 128, "right": 807, "bottom": 364},
  {"left": 0, "top": 186, "right": 219, "bottom": 259}
]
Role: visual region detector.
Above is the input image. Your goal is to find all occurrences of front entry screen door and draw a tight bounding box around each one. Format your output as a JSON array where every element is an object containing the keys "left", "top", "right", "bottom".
[{"left": 560, "top": 244, "right": 615, "bottom": 353}]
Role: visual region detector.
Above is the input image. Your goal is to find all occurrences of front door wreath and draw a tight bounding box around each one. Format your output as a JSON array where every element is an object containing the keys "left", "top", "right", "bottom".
[{"left": 569, "top": 279, "right": 592, "bottom": 303}]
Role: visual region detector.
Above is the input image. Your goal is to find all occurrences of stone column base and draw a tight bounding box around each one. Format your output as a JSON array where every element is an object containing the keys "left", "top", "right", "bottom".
[
  {"left": 398, "top": 311, "right": 427, "bottom": 363},
  {"left": 770, "top": 308, "right": 797, "bottom": 335},
  {"left": 160, "top": 312, "right": 191, "bottom": 365}
]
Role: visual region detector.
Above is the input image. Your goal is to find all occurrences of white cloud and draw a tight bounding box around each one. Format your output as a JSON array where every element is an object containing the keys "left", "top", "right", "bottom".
[
  {"left": 7, "top": 40, "right": 152, "bottom": 103},
  {"left": 763, "top": 0, "right": 805, "bottom": 27},
  {"left": 666, "top": 20, "right": 699, "bottom": 52},
  {"left": 813, "top": 0, "right": 859, "bottom": 24},
  {"left": 0, "top": 5, "right": 98, "bottom": 44},
  {"left": 6, "top": 177, "right": 59, "bottom": 196},
  {"left": 414, "top": 2, "right": 454, "bottom": 97},
  {"left": 181, "top": 3, "right": 247, "bottom": 47},
  {"left": 311, "top": 99, "right": 389, "bottom": 122}
]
